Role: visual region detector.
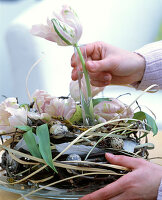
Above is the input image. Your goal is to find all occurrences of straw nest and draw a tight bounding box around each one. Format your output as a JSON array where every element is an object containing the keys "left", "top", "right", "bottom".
[{"left": 0, "top": 85, "right": 158, "bottom": 199}]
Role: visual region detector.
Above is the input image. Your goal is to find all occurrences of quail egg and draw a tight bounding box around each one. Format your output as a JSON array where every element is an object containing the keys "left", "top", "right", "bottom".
[
  {"left": 50, "top": 124, "right": 68, "bottom": 139},
  {"left": 110, "top": 137, "right": 124, "bottom": 150}
]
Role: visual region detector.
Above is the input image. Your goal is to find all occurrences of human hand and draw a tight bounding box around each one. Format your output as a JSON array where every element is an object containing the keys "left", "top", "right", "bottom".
[
  {"left": 79, "top": 153, "right": 162, "bottom": 200},
  {"left": 71, "top": 42, "right": 145, "bottom": 87}
]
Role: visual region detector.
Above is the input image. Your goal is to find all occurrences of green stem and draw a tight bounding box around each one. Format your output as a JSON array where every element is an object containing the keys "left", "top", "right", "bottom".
[
  {"left": 74, "top": 44, "right": 92, "bottom": 99},
  {"left": 74, "top": 43, "right": 94, "bottom": 126}
]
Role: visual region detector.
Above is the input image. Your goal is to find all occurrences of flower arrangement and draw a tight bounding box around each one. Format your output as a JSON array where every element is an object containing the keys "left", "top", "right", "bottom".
[{"left": 0, "top": 4, "right": 158, "bottom": 200}]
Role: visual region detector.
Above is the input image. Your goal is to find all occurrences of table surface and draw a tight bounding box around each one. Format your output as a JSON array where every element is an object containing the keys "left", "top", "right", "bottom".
[{"left": 0, "top": 131, "right": 162, "bottom": 200}]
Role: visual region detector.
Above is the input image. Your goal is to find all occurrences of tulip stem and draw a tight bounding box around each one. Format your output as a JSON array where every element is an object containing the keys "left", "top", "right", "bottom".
[
  {"left": 74, "top": 44, "right": 94, "bottom": 126},
  {"left": 74, "top": 44, "right": 91, "bottom": 98}
]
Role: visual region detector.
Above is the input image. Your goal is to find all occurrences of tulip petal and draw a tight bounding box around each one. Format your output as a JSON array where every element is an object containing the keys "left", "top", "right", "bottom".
[
  {"left": 51, "top": 18, "right": 73, "bottom": 45},
  {"left": 94, "top": 98, "right": 134, "bottom": 122}
]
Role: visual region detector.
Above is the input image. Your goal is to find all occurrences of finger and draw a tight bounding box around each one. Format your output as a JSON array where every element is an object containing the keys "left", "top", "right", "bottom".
[
  {"left": 79, "top": 177, "right": 126, "bottom": 200},
  {"left": 105, "top": 153, "right": 146, "bottom": 169},
  {"left": 71, "top": 68, "right": 78, "bottom": 80},
  {"left": 85, "top": 42, "right": 104, "bottom": 60},
  {"left": 90, "top": 79, "right": 111, "bottom": 87},
  {"left": 71, "top": 53, "right": 77, "bottom": 68},
  {"left": 86, "top": 58, "right": 114, "bottom": 73},
  {"left": 71, "top": 46, "right": 88, "bottom": 68},
  {"left": 71, "top": 67, "right": 83, "bottom": 81},
  {"left": 71, "top": 53, "right": 83, "bottom": 68},
  {"left": 88, "top": 72, "right": 112, "bottom": 82}
]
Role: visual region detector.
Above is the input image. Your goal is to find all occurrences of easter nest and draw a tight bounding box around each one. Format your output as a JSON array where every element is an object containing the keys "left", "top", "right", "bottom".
[{"left": 0, "top": 86, "right": 158, "bottom": 199}]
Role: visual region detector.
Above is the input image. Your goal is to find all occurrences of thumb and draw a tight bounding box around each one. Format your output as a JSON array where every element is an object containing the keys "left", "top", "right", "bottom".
[
  {"left": 86, "top": 58, "right": 112, "bottom": 73},
  {"left": 105, "top": 153, "right": 145, "bottom": 170}
]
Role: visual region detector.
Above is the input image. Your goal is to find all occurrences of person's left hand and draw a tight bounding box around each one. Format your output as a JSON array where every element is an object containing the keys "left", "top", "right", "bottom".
[{"left": 79, "top": 153, "right": 162, "bottom": 200}]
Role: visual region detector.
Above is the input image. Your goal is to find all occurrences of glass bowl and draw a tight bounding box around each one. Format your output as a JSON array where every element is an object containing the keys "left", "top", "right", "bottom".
[{"left": 0, "top": 172, "right": 107, "bottom": 200}]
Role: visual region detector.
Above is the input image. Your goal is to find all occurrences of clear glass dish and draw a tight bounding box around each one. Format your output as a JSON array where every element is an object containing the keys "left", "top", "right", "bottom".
[
  {"left": 0, "top": 172, "right": 104, "bottom": 200},
  {"left": 0, "top": 182, "right": 82, "bottom": 199}
]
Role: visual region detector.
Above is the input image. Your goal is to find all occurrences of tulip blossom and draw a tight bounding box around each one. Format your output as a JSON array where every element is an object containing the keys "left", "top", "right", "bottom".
[
  {"left": 32, "top": 89, "right": 54, "bottom": 113},
  {"left": 44, "top": 97, "right": 76, "bottom": 120},
  {"left": 31, "top": 5, "right": 93, "bottom": 125},
  {"left": 0, "top": 98, "right": 27, "bottom": 133},
  {"left": 31, "top": 5, "right": 82, "bottom": 46},
  {"left": 32, "top": 89, "right": 76, "bottom": 120},
  {"left": 94, "top": 98, "right": 134, "bottom": 123},
  {"left": 70, "top": 78, "right": 104, "bottom": 102}
]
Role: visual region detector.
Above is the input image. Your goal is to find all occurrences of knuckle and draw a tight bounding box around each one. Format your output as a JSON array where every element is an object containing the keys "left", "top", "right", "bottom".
[{"left": 109, "top": 56, "right": 116, "bottom": 66}]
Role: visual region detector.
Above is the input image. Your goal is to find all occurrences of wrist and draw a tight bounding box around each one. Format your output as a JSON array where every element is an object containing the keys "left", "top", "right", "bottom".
[{"left": 133, "top": 52, "right": 146, "bottom": 83}]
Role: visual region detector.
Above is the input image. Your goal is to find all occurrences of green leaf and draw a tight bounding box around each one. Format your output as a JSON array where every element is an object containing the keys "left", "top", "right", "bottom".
[
  {"left": 36, "top": 124, "right": 57, "bottom": 173},
  {"left": 16, "top": 125, "right": 32, "bottom": 132},
  {"left": 133, "top": 111, "right": 158, "bottom": 136},
  {"left": 133, "top": 111, "right": 146, "bottom": 121},
  {"left": 23, "top": 130, "right": 42, "bottom": 158},
  {"left": 70, "top": 105, "right": 82, "bottom": 124},
  {"left": 145, "top": 113, "right": 158, "bottom": 136},
  {"left": 92, "top": 98, "right": 111, "bottom": 107}
]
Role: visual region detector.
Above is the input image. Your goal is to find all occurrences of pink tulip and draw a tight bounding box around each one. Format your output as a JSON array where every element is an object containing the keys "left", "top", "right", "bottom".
[
  {"left": 32, "top": 90, "right": 76, "bottom": 120},
  {"left": 32, "top": 89, "right": 53, "bottom": 113},
  {"left": 44, "top": 97, "right": 76, "bottom": 120},
  {"left": 94, "top": 98, "right": 134, "bottom": 123}
]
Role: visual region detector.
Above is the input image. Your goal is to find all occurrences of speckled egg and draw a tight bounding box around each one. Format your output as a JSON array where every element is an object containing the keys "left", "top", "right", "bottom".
[{"left": 110, "top": 137, "right": 124, "bottom": 150}]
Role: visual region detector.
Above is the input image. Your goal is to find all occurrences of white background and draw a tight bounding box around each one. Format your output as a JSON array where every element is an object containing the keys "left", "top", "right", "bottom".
[{"left": 0, "top": 0, "right": 162, "bottom": 129}]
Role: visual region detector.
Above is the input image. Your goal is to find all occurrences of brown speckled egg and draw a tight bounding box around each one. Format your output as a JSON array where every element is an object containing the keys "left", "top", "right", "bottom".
[{"left": 110, "top": 137, "right": 124, "bottom": 150}]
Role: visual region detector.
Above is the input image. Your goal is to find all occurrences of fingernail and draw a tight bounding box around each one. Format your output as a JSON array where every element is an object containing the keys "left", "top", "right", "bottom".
[
  {"left": 105, "top": 153, "right": 115, "bottom": 158},
  {"left": 104, "top": 76, "right": 110, "bottom": 81}
]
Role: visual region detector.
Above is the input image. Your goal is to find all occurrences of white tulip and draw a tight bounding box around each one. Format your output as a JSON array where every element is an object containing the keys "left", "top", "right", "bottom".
[
  {"left": 31, "top": 5, "right": 82, "bottom": 46},
  {"left": 0, "top": 98, "right": 27, "bottom": 133}
]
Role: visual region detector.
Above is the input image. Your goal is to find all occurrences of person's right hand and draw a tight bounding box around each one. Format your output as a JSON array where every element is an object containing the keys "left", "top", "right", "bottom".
[
  {"left": 79, "top": 153, "right": 162, "bottom": 200},
  {"left": 71, "top": 41, "right": 146, "bottom": 87}
]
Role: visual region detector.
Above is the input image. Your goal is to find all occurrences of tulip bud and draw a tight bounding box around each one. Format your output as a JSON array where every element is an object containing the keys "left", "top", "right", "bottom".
[
  {"left": 31, "top": 5, "right": 82, "bottom": 46},
  {"left": 70, "top": 78, "right": 104, "bottom": 102}
]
